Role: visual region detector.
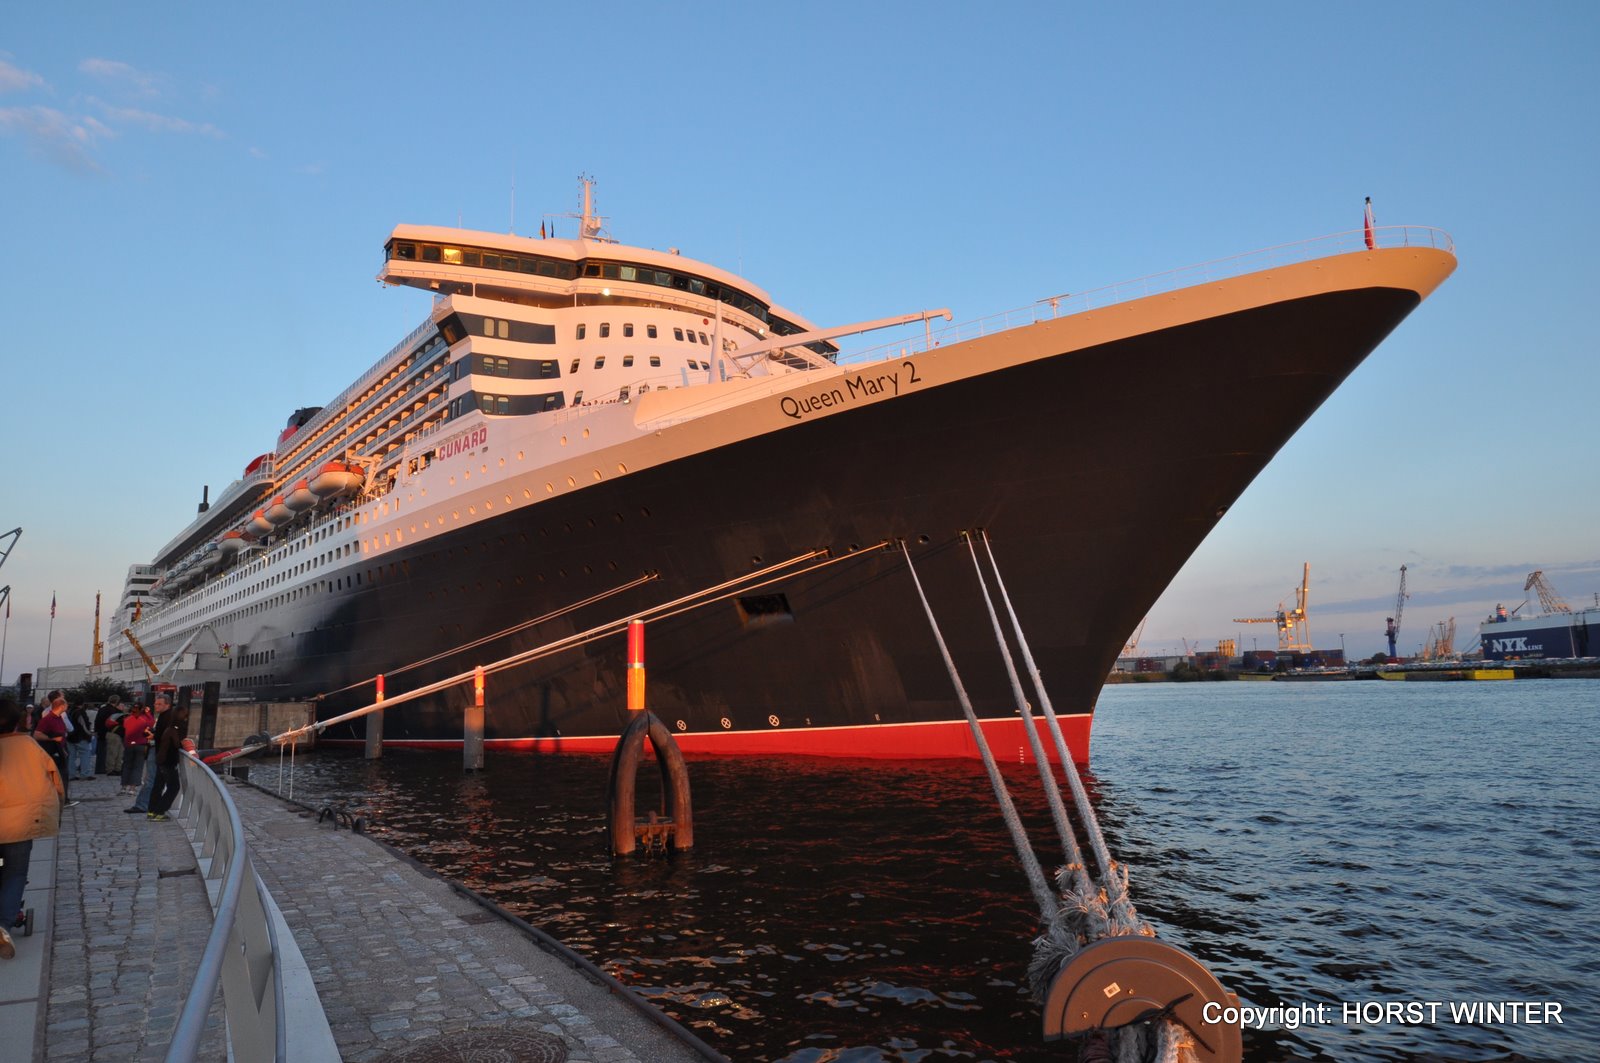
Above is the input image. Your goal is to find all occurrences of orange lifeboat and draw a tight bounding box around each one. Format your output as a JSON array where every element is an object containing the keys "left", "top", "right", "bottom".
[
  {"left": 265, "top": 495, "right": 293, "bottom": 525},
  {"left": 218, "top": 529, "right": 253, "bottom": 558},
  {"left": 248, "top": 509, "right": 274, "bottom": 536},
  {"left": 309, "top": 460, "right": 363, "bottom": 499},
  {"left": 285, "top": 479, "right": 317, "bottom": 512}
]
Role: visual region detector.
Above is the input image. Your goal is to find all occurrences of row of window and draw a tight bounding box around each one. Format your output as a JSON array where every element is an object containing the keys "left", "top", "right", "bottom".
[
  {"left": 449, "top": 354, "right": 561, "bottom": 382},
  {"left": 386, "top": 240, "right": 771, "bottom": 323},
  {"left": 575, "top": 322, "right": 712, "bottom": 346},
  {"left": 448, "top": 391, "right": 565, "bottom": 419}
]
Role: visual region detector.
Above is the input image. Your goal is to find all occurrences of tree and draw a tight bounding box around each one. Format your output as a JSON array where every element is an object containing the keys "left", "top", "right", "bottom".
[{"left": 66, "top": 677, "right": 132, "bottom": 705}]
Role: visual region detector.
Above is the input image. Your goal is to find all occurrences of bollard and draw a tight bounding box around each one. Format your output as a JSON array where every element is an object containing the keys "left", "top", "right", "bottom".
[
  {"left": 606, "top": 620, "right": 694, "bottom": 855},
  {"left": 464, "top": 665, "right": 485, "bottom": 771},
  {"left": 364, "top": 673, "right": 385, "bottom": 760}
]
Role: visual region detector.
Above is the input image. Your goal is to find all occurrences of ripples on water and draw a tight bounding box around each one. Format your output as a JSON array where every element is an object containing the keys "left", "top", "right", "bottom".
[{"left": 271, "top": 680, "right": 1597, "bottom": 1061}]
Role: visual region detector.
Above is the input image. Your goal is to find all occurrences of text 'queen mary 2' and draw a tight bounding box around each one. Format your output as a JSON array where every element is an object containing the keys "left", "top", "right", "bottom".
[{"left": 99, "top": 185, "right": 1455, "bottom": 763}]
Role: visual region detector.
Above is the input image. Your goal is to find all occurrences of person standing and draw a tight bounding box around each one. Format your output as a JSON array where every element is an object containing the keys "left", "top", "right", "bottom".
[
  {"left": 94, "top": 696, "right": 120, "bottom": 776},
  {"left": 105, "top": 705, "right": 125, "bottom": 777},
  {"left": 0, "top": 696, "right": 65, "bottom": 959},
  {"left": 67, "top": 699, "right": 94, "bottom": 781},
  {"left": 126, "top": 695, "right": 170, "bottom": 814},
  {"left": 119, "top": 699, "right": 153, "bottom": 801},
  {"left": 146, "top": 706, "right": 190, "bottom": 822},
  {"left": 33, "top": 695, "right": 74, "bottom": 805}
]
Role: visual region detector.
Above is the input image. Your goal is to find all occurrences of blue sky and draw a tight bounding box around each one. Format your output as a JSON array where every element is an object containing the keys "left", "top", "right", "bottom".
[{"left": 2, "top": 2, "right": 1596, "bottom": 681}]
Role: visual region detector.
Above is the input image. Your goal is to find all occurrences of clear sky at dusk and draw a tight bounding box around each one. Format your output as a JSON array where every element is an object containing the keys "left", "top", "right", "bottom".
[{"left": 1, "top": 2, "right": 1596, "bottom": 682}]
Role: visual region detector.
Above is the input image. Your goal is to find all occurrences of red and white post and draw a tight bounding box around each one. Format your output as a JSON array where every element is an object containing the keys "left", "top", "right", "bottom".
[
  {"left": 465, "top": 665, "right": 486, "bottom": 771},
  {"left": 364, "top": 673, "right": 385, "bottom": 760}
]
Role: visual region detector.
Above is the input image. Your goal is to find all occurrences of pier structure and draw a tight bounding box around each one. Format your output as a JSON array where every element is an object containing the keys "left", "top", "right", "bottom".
[{"left": 0, "top": 771, "right": 714, "bottom": 1062}]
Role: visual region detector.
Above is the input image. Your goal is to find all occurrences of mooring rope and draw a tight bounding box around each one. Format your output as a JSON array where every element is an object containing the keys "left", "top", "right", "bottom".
[
  {"left": 973, "top": 532, "right": 1195, "bottom": 1063},
  {"left": 212, "top": 545, "right": 867, "bottom": 763},
  {"left": 312, "top": 572, "right": 659, "bottom": 700},
  {"left": 898, "top": 539, "right": 1062, "bottom": 927},
  {"left": 978, "top": 530, "right": 1147, "bottom": 936},
  {"left": 959, "top": 533, "right": 1112, "bottom": 975}
]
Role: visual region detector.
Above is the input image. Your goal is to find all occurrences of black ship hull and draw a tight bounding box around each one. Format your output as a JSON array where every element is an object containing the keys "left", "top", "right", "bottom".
[{"left": 199, "top": 284, "right": 1426, "bottom": 762}]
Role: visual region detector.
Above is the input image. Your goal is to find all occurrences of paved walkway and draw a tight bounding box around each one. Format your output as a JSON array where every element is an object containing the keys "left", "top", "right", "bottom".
[{"left": 2, "top": 770, "right": 713, "bottom": 1062}]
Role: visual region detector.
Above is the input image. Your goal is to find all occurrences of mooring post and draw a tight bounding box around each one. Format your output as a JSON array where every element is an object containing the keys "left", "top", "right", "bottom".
[
  {"left": 606, "top": 619, "right": 695, "bottom": 856},
  {"left": 465, "top": 665, "right": 485, "bottom": 771},
  {"left": 364, "top": 673, "right": 385, "bottom": 760}
]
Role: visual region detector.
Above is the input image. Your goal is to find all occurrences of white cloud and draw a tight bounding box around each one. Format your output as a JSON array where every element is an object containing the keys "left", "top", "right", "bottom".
[
  {"left": 88, "top": 96, "right": 224, "bottom": 138},
  {"left": 0, "top": 105, "right": 113, "bottom": 173},
  {"left": 0, "top": 59, "right": 46, "bottom": 94},
  {"left": 78, "top": 57, "right": 163, "bottom": 96}
]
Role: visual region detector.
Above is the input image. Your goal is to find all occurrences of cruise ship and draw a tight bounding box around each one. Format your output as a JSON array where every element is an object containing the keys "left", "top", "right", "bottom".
[{"left": 99, "top": 184, "right": 1456, "bottom": 762}]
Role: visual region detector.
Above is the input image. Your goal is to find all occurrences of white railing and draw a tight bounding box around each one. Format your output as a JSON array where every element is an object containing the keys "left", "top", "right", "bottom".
[
  {"left": 168, "top": 753, "right": 337, "bottom": 1063},
  {"left": 837, "top": 225, "right": 1454, "bottom": 365}
]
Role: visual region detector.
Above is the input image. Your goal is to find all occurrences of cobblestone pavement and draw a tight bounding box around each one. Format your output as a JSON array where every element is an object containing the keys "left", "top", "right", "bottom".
[
  {"left": 47, "top": 773, "right": 227, "bottom": 1061},
  {"left": 41, "top": 770, "right": 710, "bottom": 1062}
]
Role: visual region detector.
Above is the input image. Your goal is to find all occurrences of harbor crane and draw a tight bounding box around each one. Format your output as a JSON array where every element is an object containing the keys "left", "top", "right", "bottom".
[
  {"left": 1121, "top": 615, "right": 1148, "bottom": 658},
  {"left": 1524, "top": 570, "right": 1571, "bottom": 614},
  {"left": 1233, "top": 562, "right": 1313, "bottom": 652},
  {"left": 1385, "top": 564, "right": 1409, "bottom": 658}
]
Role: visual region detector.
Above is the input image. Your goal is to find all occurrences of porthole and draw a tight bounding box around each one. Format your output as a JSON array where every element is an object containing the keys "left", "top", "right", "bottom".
[
  {"left": 481, "top": 464, "right": 488, "bottom": 474},
  {"left": 616, "top": 462, "right": 627, "bottom": 474},
  {"left": 505, "top": 494, "right": 512, "bottom": 504},
  {"left": 452, "top": 511, "right": 460, "bottom": 520},
  {"left": 565, "top": 475, "right": 576, "bottom": 487},
  {"left": 516, "top": 450, "right": 524, "bottom": 461},
  {"left": 498, "top": 458, "right": 505, "bottom": 468},
  {"left": 582, "top": 428, "right": 590, "bottom": 439},
  {"left": 545, "top": 483, "right": 554, "bottom": 494},
  {"left": 768, "top": 715, "right": 780, "bottom": 727},
  {"left": 561, "top": 435, "right": 568, "bottom": 446},
  {"left": 720, "top": 717, "right": 732, "bottom": 730},
  {"left": 523, "top": 488, "right": 532, "bottom": 499},
  {"left": 592, "top": 469, "right": 602, "bottom": 481},
  {"left": 463, "top": 471, "right": 470, "bottom": 480},
  {"left": 469, "top": 505, "right": 477, "bottom": 515}
]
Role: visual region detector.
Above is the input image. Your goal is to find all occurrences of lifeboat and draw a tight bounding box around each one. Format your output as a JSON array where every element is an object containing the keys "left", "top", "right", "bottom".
[
  {"left": 243, "top": 452, "right": 273, "bottom": 477},
  {"left": 218, "top": 529, "right": 253, "bottom": 558},
  {"left": 309, "top": 460, "right": 363, "bottom": 499},
  {"left": 197, "top": 543, "right": 222, "bottom": 572},
  {"left": 248, "top": 509, "right": 274, "bottom": 536},
  {"left": 265, "top": 495, "right": 293, "bottom": 525},
  {"left": 285, "top": 479, "right": 318, "bottom": 512}
]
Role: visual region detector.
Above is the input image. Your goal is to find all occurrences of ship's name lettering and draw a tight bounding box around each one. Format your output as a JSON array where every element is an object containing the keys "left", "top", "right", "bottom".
[
  {"left": 779, "top": 361, "right": 924, "bottom": 421},
  {"left": 437, "top": 425, "right": 488, "bottom": 461},
  {"left": 1489, "top": 637, "right": 1541, "bottom": 653}
]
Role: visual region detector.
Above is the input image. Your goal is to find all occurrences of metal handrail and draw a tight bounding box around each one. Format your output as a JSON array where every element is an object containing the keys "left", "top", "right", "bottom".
[
  {"left": 838, "top": 224, "right": 1455, "bottom": 365},
  {"left": 167, "top": 753, "right": 330, "bottom": 1063}
]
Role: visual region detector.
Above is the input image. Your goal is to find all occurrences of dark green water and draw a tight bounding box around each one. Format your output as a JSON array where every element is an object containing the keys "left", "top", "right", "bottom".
[{"left": 266, "top": 679, "right": 1598, "bottom": 1061}]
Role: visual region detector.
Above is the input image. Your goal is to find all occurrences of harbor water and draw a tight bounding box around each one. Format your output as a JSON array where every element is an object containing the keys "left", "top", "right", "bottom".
[{"left": 266, "top": 680, "right": 1597, "bottom": 1061}]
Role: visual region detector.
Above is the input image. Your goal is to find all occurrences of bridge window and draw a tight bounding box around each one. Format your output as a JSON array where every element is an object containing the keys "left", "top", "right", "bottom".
[
  {"left": 649, "top": 356, "right": 661, "bottom": 367},
  {"left": 599, "top": 322, "right": 611, "bottom": 338},
  {"left": 576, "top": 324, "right": 586, "bottom": 340},
  {"left": 623, "top": 355, "right": 634, "bottom": 368},
  {"left": 594, "top": 357, "right": 605, "bottom": 369},
  {"left": 673, "top": 328, "right": 684, "bottom": 341},
  {"left": 647, "top": 325, "right": 658, "bottom": 339},
  {"left": 623, "top": 323, "right": 634, "bottom": 337}
]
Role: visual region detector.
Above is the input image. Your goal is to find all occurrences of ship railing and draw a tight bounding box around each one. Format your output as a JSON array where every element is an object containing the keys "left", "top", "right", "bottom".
[
  {"left": 167, "top": 751, "right": 337, "bottom": 1063},
  {"left": 837, "top": 224, "right": 1454, "bottom": 365}
]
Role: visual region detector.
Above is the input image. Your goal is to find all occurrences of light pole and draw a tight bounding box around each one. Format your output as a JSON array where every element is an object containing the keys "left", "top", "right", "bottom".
[{"left": 1339, "top": 633, "right": 1346, "bottom": 660}]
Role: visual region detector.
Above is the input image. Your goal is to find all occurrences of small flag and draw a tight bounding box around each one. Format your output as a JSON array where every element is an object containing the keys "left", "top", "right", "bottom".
[
  {"left": 1363, "top": 197, "right": 1376, "bottom": 250},
  {"left": 50, "top": 592, "right": 56, "bottom": 619},
  {"left": 540, "top": 220, "right": 546, "bottom": 239}
]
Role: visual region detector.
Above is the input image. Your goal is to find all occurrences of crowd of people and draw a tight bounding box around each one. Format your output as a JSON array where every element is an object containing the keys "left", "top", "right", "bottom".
[{"left": 0, "top": 688, "right": 192, "bottom": 959}]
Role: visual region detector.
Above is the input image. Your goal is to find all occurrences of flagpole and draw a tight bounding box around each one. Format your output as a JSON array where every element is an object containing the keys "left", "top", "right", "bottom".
[
  {"left": 44, "top": 591, "right": 55, "bottom": 685},
  {"left": 1, "top": 600, "right": 9, "bottom": 688}
]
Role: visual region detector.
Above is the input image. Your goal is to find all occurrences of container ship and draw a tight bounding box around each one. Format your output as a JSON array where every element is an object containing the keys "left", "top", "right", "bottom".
[
  {"left": 1480, "top": 603, "right": 1598, "bottom": 661},
  {"left": 98, "top": 185, "right": 1456, "bottom": 763}
]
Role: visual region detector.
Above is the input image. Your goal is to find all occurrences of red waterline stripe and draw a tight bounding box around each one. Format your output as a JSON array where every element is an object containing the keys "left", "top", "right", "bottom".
[{"left": 320, "top": 714, "right": 1093, "bottom": 764}]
